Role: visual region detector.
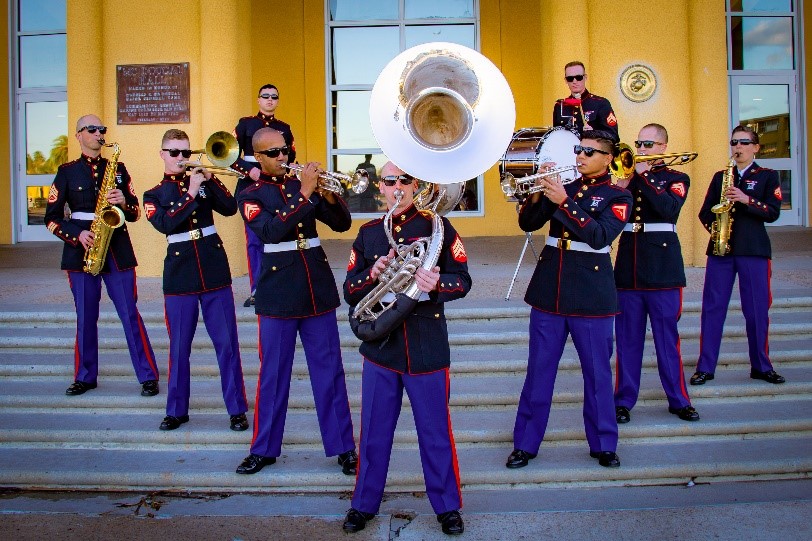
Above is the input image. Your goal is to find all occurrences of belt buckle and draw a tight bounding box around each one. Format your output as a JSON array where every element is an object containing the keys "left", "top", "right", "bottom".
[
  {"left": 557, "top": 239, "right": 571, "bottom": 250},
  {"left": 296, "top": 238, "right": 310, "bottom": 250},
  {"left": 631, "top": 223, "right": 643, "bottom": 233},
  {"left": 188, "top": 229, "right": 202, "bottom": 241}
]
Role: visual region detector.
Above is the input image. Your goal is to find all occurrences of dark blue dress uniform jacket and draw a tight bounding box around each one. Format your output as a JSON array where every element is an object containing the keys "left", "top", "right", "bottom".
[
  {"left": 520, "top": 171, "right": 631, "bottom": 316},
  {"left": 143, "top": 173, "right": 237, "bottom": 295},
  {"left": 344, "top": 204, "right": 472, "bottom": 374},
  {"left": 44, "top": 155, "right": 141, "bottom": 272},
  {"left": 552, "top": 90, "right": 619, "bottom": 139},
  {"left": 233, "top": 112, "right": 295, "bottom": 196},
  {"left": 698, "top": 162, "right": 781, "bottom": 258},
  {"left": 614, "top": 167, "right": 689, "bottom": 289},
  {"left": 237, "top": 172, "right": 351, "bottom": 317}
]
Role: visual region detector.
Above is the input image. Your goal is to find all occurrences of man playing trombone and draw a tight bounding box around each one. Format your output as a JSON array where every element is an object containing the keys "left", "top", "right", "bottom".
[
  {"left": 613, "top": 123, "right": 699, "bottom": 424},
  {"left": 234, "top": 127, "right": 357, "bottom": 477},
  {"left": 143, "top": 128, "right": 249, "bottom": 432}
]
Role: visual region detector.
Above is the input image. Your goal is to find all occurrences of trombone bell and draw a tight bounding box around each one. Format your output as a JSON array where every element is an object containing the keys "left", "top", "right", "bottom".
[
  {"left": 182, "top": 131, "right": 242, "bottom": 176},
  {"left": 610, "top": 143, "right": 698, "bottom": 180}
]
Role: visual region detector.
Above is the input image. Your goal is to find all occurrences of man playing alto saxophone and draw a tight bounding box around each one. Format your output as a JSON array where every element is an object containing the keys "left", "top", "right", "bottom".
[
  {"left": 692, "top": 125, "right": 785, "bottom": 386},
  {"left": 342, "top": 161, "right": 471, "bottom": 536},
  {"left": 44, "top": 114, "right": 159, "bottom": 397}
]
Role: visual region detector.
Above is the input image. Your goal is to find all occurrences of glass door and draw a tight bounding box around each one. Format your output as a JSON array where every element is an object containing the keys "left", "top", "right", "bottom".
[
  {"left": 730, "top": 76, "right": 801, "bottom": 226},
  {"left": 15, "top": 92, "right": 68, "bottom": 241}
]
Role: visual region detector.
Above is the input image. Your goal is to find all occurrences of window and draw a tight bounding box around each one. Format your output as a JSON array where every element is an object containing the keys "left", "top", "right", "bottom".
[
  {"left": 14, "top": 0, "right": 68, "bottom": 240},
  {"left": 729, "top": 1, "right": 795, "bottom": 70},
  {"left": 327, "top": 0, "right": 479, "bottom": 216}
]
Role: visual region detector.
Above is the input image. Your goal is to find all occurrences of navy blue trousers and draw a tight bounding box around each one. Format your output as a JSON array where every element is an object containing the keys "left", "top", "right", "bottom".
[
  {"left": 250, "top": 310, "right": 355, "bottom": 458},
  {"left": 163, "top": 286, "right": 248, "bottom": 418},
  {"left": 513, "top": 309, "right": 618, "bottom": 454},
  {"left": 615, "top": 289, "right": 691, "bottom": 410},
  {"left": 352, "top": 360, "right": 461, "bottom": 515},
  {"left": 67, "top": 259, "right": 158, "bottom": 385},
  {"left": 697, "top": 255, "right": 774, "bottom": 374}
]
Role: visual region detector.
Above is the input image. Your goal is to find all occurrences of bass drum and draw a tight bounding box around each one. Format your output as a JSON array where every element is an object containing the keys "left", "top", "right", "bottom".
[{"left": 500, "top": 126, "right": 579, "bottom": 182}]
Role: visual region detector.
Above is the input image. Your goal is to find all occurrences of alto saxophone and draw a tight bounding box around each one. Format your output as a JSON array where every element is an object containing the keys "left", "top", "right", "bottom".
[
  {"left": 710, "top": 158, "right": 736, "bottom": 257},
  {"left": 83, "top": 142, "right": 125, "bottom": 275}
]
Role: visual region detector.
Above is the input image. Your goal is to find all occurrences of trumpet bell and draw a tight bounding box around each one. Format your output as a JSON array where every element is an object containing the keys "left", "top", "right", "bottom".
[
  {"left": 370, "top": 42, "right": 515, "bottom": 184},
  {"left": 205, "top": 131, "right": 240, "bottom": 169}
]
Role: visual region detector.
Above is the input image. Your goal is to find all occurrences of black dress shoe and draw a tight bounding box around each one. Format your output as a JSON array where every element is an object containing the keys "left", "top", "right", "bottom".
[
  {"left": 669, "top": 405, "right": 700, "bottom": 421},
  {"left": 437, "top": 510, "right": 464, "bottom": 535},
  {"left": 243, "top": 295, "right": 254, "bottom": 308},
  {"left": 337, "top": 449, "right": 358, "bottom": 475},
  {"left": 690, "top": 371, "right": 714, "bottom": 385},
  {"left": 65, "top": 381, "right": 96, "bottom": 396},
  {"left": 506, "top": 449, "right": 537, "bottom": 469},
  {"left": 236, "top": 453, "right": 276, "bottom": 474},
  {"left": 159, "top": 415, "right": 189, "bottom": 431},
  {"left": 590, "top": 451, "right": 621, "bottom": 468},
  {"left": 750, "top": 369, "right": 786, "bottom": 384},
  {"left": 616, "top": 406, "right": 631, "bottom": 424},
  {"left": 141, "top": 380, "right": 159, "bottom": 397},
  {"left": 342, "top": 508, "right": 374, "bottom": 533},
  {"left": 230, "top": 413, "right": 249, "bottom": 431}
]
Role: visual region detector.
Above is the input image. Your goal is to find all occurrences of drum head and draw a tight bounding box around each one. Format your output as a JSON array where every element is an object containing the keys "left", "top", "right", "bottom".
[{"left": 537, "top": 128, "right": 579, "bottom": 182}]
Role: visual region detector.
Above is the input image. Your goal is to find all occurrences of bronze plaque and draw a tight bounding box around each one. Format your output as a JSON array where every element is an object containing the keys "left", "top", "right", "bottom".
[{"left": 116, "top": 63, "right": 190, "bottom": 124}]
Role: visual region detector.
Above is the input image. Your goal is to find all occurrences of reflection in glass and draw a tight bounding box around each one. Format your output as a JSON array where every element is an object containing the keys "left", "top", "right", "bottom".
[
  {"left": 404, "top": 24, "right": 476, "bottom": 49},
  {"left": 777, "top": 170, "right": 791, "bottom": 210},
  {"left": 737, "top": 84, "right": 790, "bottom": 159},
  {"left": 334, "top": 91, "right": 377, "bottom": 149},
  {"left": 332, "top": 26, "right": 399, "bottom": 85},
  {"left": 406, "top": 0, "right": 474, "bottom": 19},
  {"left": 334, "top": 153, "right": 386, "bottom": 214},
  {"left": 26, "top": 101, "right": 68, "bottom": 175},
  {"left": 730, "top": 0, "right": 792, "bottom": 12},
  {"left": 27, "top": 185, "right": 50, "bottom": 225},
  {"left": 330, "top": 0, "right": 397, "bottom": 21},
  {"left": 20, "top": 34, "right": 67, "bottom": 87},
  {"left": 731, "top": 16, "right": 793, "bottom": 69},
  {"left": 19, "top": 0, "right": 66, "bottom": 31}
]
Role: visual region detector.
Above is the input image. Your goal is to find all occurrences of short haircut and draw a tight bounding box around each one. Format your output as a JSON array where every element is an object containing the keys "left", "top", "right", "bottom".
[
  {"left": 731, "top": 124, "right": 759, "bottom": 145},
  {"left": 162, "top": 128, "right": 189, "bottom": 146},
  {"left": 581, "top": 129, "right": 617, "bottom": 155},
  {"left": 258, "top": 83, "right": 278, "bottom": 96},
  {"left": 641, "top": 123, "right": 668, "bottom": 143},
  {"left": 252, "top": 127, "right": 283, "bottom": 149},
  {"left": 564, "top": 61, "right": 585, "bottom": 72}
]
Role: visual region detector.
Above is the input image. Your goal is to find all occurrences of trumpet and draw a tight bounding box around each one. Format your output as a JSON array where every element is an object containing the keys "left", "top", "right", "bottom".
[
  {"left": 283, "top": 163, "right": 369, "bottom": 195},
  {"left": 500, "top": 165, "right": 578, "bottom": 197},
  {"left": 610, "top": 143, "right": 699, "bottom": 180},
  {"left": 178, "top": 131, "right": 242, "bottom": 177}
]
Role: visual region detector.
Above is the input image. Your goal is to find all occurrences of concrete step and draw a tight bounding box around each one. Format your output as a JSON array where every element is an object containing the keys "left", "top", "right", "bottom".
[
  {"left": 1, "top": 435, "right": 809, "bottom": 492},
  {"left": 2, "top": 366, "right": 810, "bottom": 412},
  {"left": 0, "top": 399, "right": 808, "bottom": 450}
]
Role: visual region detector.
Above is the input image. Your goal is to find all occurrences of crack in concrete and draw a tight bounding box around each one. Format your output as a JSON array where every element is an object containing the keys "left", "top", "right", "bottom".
[{"left": 389, "top": 511, "right": 417, "bottom": 539}]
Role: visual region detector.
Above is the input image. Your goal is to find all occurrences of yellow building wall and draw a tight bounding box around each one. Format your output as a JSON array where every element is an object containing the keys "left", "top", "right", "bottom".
[
  {"left": 0, "top": 0, "right": 11, "bottom": 244},
  {"left": 62, "top": 0, "right": 729, "bottom": 275}
]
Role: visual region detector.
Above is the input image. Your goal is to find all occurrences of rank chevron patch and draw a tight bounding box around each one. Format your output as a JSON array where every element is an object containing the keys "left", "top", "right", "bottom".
[
  {"left": 244, "top": 202, "right": 261, "bottom": 222},
  {"left": 451, "top": 235, "right": 467, "bottom": 262}
]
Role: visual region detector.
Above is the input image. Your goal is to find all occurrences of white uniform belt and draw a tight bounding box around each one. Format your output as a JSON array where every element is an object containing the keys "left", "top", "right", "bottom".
[
  {"left": 243, "top": 156, "right": 257, "bottom": 162},
  {"left": 623, "top": 223, "right": 676, "bottom": 233},
  {"left": 70, "top": 212, "right": 96, "bottom": 220},
  {"left": 381, "top": 291, "right": 431, "bottom": 303},
  {"left": 546, "top": 236, "right": 610, "bottom": 254},
  {"left": 264, "top": 237, "right": 321, "bottom": 253},
  {"left": 167, "top": 225, "right": 217, "bottom": 243}
]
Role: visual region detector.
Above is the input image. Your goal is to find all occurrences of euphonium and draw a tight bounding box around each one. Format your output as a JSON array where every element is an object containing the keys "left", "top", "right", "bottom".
[
  {"left": 83, "top": 142, "right": 125, "bottom": 275},
  {"left": 710, "top": 158, "right": 736, "bottom": 256}
]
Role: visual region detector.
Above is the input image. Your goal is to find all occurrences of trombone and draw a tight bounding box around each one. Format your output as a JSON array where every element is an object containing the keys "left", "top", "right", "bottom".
[
  {"left": 610, "top": 143, "right": 698, "bottom": 180},
  {"left": 179, "top": 131, "right": 242, "bottom": 177},
  {"left": 283, "top": 163, "right": 369, "bottom": 196}
]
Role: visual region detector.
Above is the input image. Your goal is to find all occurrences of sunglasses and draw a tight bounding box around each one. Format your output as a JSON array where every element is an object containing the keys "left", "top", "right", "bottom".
[
  {"left": 78, "top": 125, "right": 107, "bottom": 134},
  {"left": 381, "top": 174, "right": 415, "bottom": 186},
  {"left": 730, "top": 139, "right": 755, "bottom": 146},
  {"left": 256, "top": 146, "right": 290, "bottom": 158},
  {"left": 259, "top": 93, "right": 279, "bottom": 100},
  {"left": 634, "top": 140, "right": 664, "bottom": 149},
  {"left": 574, "top": 145, "right": 610, "bottom": 157},
  {"left": 163, "top": 148, "right": 194, "bottom": 158},
  {"left": 565, "top": 74, "right": 585, "bottom": 82}
]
